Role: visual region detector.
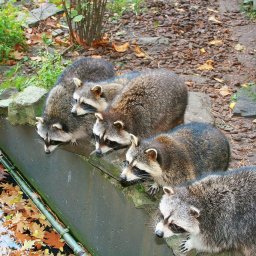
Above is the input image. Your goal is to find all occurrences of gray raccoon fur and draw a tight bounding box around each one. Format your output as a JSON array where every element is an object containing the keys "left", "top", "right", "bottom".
[
  {"left": 93, "top": 69, "right": 188, "bottom": 155},
  {"left": 155, "top": 166, "right": 256, "bottom": 256},
  {"left": 36, "top": 57, "right": 115, "bottom": 153},
  {"left": 121, "top": 122, "right": 230, "bottom": 192},
  {"left": 72, "top": 71, "right": 140, "bottom": 115}
]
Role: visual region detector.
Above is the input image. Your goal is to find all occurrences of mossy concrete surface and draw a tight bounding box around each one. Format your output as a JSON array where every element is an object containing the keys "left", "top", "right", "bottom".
[{"left": 8, "top": 86, "right": 47, "bottom": 125}]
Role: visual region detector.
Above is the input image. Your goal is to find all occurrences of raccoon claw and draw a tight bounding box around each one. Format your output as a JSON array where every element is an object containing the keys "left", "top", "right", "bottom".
[
  {"left": 179, "top": 238, "right": 192, "bottom": 254},
  {"left": 71, "top": 140, "right": 78, "bottom": 146},
  {"left": 147, "top": 183, "right": 160, "bottom": 195}
]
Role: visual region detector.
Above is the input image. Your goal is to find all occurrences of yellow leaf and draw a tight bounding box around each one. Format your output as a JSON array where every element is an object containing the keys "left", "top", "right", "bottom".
[
  {"left": 208, "top": 15, "right": 222, "bottom": 24},
  {"left": 133, "top": 45, "right": 146, "bottom": 58},
  {"left": 208, "top": 39, "right": 223, "bottom": 46},
  {"left": 241, "top": 83, "right": 248, "bottom": 88},
  {"left": 176, "top": 8, "right": 185, "bottom": 12},
  {"left": 229, "top": 102, "right": 236, "bottom": 109},
  {"left": 112, "top": 42, "right": 130, "bottom": 53},
  {"left": 197, "top": 60, "right": 214, "bottom": 71},
  {"left": 219, "top": 85, "right": 232, "bottom": 96},
  {"left": 12, "top": 51, "right": 24, "bottom": 60},
  {"left": 21, "top": 240, "right": 36, "bottom": 251},
  {"left": 200, "top": 48, "right": 206, "bottom": 54},
  {"left": 214, "top": 77, "right": 224, "bottom": 83},
  {"left": 235, "top": 43, "right": 245, "bottom": 51}
]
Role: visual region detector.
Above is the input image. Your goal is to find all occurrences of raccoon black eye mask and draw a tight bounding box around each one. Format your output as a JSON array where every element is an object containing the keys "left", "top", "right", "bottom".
[
  {"left": 94, "top": 134, "right": 127, "bottom": 151},
  {"left": 72, "top": 99, "right": 97, "bottom": 113}
]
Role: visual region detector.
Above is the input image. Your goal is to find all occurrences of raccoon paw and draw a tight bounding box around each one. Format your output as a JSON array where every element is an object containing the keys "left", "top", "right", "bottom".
[
  {"left": 147, "top": 183, "right": 160, "bottom": 195},
  {"left": 71, "top": 139, "right": 78, "bottom": 146},
  {"left": 179, "top": 238, "right": 192, "bottom": 254}
]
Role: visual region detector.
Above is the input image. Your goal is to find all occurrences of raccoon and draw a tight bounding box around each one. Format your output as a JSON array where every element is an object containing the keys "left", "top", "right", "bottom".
[
  {"left": 36, "top": 57, "right": 115, "bottom": 153},
  {"left": 155, "top": 166, "right": 256, "bottom": 256},
  {"left": 120, "top": 122, "right": 230, "bottom": 194},
  {"left": 93, "top": 69, "right": 188, "bottom": 156},
  {"left": 71, "top": 71, "right": 140, "bottom": 115}
]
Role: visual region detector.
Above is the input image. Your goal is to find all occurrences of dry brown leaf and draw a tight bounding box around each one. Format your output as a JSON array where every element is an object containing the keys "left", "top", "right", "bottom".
[
  {"left": 207, "top": 7, "right": 219, "bottom": 13},
  {"left": 197, "top": 60, "right": 214, "bottom": 71},
  {"left": 0, "top": 164, "right": 8, "bottom": 181},
  {"left": 219, "top": 85, "right": 232, "bottom": 96},
  {"left": 214, "top": 77, "right": 224, "bottom": 83},
  {"left": 43, "top": 231, "right": 65, "bottom": 249},
  {"left": 11, "top": 51, "right": 24, "bottom": 60},
  {"left": 133, "top": 45, "right": 146, "bottom": 58},
  {"left": 200, "top": 48, "right": 206, "bottom": 54},
  {"left": 208, "top": 39, "right": 223, "bottom": 46},
  {"left": 29, "top": 223, "right": 45, "bottom": 239},
  {"left": 112, "top": 42, "right": 130, "bottom": 53},
  {"left": 208, "top": 15, "right": 222, "bottom": 24}
]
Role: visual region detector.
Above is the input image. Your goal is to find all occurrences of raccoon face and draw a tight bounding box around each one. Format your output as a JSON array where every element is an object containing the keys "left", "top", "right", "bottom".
[
  {"left": 71, "top": 78, "right": 107, "bottom": 116},
  {"left": 155, "top": 186, "right": 200, "bottom": 238},
  {"left": 120, "top": 134, "right": 162, "bottom": 184},
  {"left": 92, "top": 113, "right": 131, "bottom": 156},
  {"left": 36, "top": 117, "right": 72, "bottom": 154}
]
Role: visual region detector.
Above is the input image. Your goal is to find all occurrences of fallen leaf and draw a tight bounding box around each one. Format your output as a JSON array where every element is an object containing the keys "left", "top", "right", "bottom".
[
  {"left": 229, "top": 102, "right": 236, "bottom": 109},
  {"left": 43, "top": 231, "right": 65, "bottom": 249},
  {"left": 208, "top": 39, "right": 223, "bottom": 46},
  {"left": 29, "top": 223, "right": 45, "bottom": 239},
  {"left": 20, "top": 240, "right": 36, "bottom": 251},
  {"left": 241, "top": 83, "right": 248, "bottom": 88},
  {"left": 200, "top": 48, "right": 206, "bottom": 54},
  {"left": 235, "top": 43, "right": 245, "bottom": 51},
  {"left": 133, "top": 45, "right": 146, "bottom": 58},
  {"left": 208, "top": 15, "right": 222, "bottom": 24},
  {"left": 176, "top": 8, "right": 185, "bottom": 12},
  {"left": 219, "top": 85, "right": 232, "bottom": 96},
  {"left": 207, "top": 7, "right": 219, "bottom": 13},
  {"left": 214, "top": 78, "right": 224, "bottom": 83},
  {"left": 197, "top": 60, "right": 214, "bottom": 71},
  {"left": 252, "top": 119, "right": 256, "bottom": 124},
  {"left": 30, "top": 56, "right": 42, "bottom": 62},
  {"left": 11, "top": 51, "right": 24, "bottom": 60},
  {"left": 112, "top": 42, "right": 130, "bottom": 53},
  {"left": 0, "top": 164, "right": 8, "bottom": 181}
]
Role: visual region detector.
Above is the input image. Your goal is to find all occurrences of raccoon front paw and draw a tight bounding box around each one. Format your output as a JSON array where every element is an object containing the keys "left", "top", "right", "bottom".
[
  {"left": 71, "top": 139, "right": 78, "bottom": 146},
  {"left": 179, "top": 237, "right": 193, "bottom": 254},
  {"left": 147, "top": 183, "right": 160, "bottom": 195}
]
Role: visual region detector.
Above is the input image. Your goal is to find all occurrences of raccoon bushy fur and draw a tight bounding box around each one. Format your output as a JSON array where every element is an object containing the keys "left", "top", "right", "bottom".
[
  {"left": 71, "top": 71, "right": 140, "bottom": 115},
  {"left": 93, "top": 69, "right": 188, "bottom": 155},
  {"left": 121, "top": 122, "right": 230, "bottom": 193},
  {"left": 155, "top": 166, "right": 256, "bottom": 256},
  {"left": 36, "top": 57, "right": 115, "bottom": 153}
]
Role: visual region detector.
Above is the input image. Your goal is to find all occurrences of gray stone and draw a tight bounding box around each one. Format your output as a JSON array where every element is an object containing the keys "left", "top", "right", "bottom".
[
  {"left": 0, "top": 88, "right": 18, "bottom": 100},
  {"left": 18, "top": 3, "right": 63, "bottom": 27},
  {"left": 219, "top": 0, "right": 241, "bottom": 13},
  {"left": 233, "top": 85, "right": 256, "bottom": 117},
  {"left": 0, "top": 98, "right": 13, "bottom": 116},
  {"left": 137, "top": 36, "right": 170, "bottom": 46},
  {"left": 184, "top": 92, "right": 214, "bottom": 124},
  {"left": 52, "top": 28, "right": 64, "bottom": 37},
  {"left": 8, "top": 86, "right": 47, "bottom": 125}
]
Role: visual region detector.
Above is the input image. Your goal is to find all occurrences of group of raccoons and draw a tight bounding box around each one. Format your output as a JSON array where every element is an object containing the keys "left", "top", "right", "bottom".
[{"left": 36, "top": 57, "right": 256, "bottom": 255}]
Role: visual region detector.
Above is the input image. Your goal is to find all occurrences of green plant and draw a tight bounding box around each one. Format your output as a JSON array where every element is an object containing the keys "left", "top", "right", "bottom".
[
  {"left": 0, "top": 3, "right": 26, "bottom": 62},
  {"left": 242, "top": 0, "right": 256, "bottom": 19}
]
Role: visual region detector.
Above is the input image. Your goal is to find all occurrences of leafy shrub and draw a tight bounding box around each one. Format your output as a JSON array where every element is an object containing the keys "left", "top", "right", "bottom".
[{"left": 0, "top": 3, "right": 26, "bottom": 62}]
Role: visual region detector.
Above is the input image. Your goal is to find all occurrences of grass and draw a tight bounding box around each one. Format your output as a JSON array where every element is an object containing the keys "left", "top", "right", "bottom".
[
  {"left": 0, "top": 3, "right": 26, "bottom": 62},
  {"left": 107, "top": 0, "right": 145, "bottom": 18},
  {"left": 241, "top": 0, "right": 256, "bottom": 19},
  {"left": 0, "top": 52, "right": 71, "bottom": 91}
]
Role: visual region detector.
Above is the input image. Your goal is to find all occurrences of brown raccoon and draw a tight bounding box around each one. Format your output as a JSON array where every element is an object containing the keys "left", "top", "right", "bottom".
[
  {"left": 121, "top": 122, "right": 230, "bottom": 194},
  {"left": 93, "top": 69, "right": 188, "bottom": 156},
  {"left": 155, "top": 166, "right": 256, "bottom": 255},
  {"left": 71, "top": 71, "right": 140, "bottom": 115},
  {"left": 36, "top": 57, "right": 115, "bottom": 153}
]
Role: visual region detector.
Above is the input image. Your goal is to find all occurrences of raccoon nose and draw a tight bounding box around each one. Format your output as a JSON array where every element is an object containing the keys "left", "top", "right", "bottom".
[
  {"left": 71, "top": 110, "right": 77, "bottom": 116},
  {"left": 120, "top": 175, "right": 128, "bottom": 185},
  {"left": 155, "top": 230, "right": 164, "bottom": 238},
  {"left": 95, "top": 149, "right": 103, "bottom": 157},
  {"left": 45, "top": 149, "right": 51, "bottom": 154}
]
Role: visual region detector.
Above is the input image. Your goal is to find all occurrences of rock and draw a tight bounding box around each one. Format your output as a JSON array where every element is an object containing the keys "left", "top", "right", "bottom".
[
  {"left": 233, "top": 85, "right": 256, "bottom": 117},
  {"left": 17, "top": 3, "right": 63, "bottom": 27},
  {"left": 184, "top": 92, "right": 214, "bottom": 124},
  {"left": 0, "top": 88, "right": 18, "bottom": 100},
  {"left": 219, "top": 0, "right": 240, "bottom": 13},
  {"left": 137, "top": 36, "right": 169, "bottom": 46},
  {"left": 8, "top": 86, "right": 47, "bottom": 125},
  {"left": 0, "top": 99, "right": 13, "bottom": 116},
  {"left": 52, "top": 28, "right": 64, "bottom": 37}
]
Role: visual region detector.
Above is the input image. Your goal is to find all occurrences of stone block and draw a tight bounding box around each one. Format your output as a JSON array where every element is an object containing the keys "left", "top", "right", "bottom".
[{"left": 8, "top": 86, "right": 47, "bottom": 125}]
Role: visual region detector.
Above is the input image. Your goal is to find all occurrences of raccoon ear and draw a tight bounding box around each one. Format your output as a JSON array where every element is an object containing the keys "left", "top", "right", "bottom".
[
  {"left": 52, "top": 123, "right": 63, "bottom": 130},
  {"left": 113, "top": 120, "right": 124, "bottom": 130},
  {"left": 73, "top": 77, "right": 82, "bottom": 88},
  {"left": 95, "top": 113, "right": 103, "bottom": 121},
  {"left": 163, "top": 186, "right": 175, "bottom": 195},
  {"left": 91, "top": 85, "right": 102, "bottom": 97},
  {"left": 35, "top": 117, "right": 44, "bottom": 123},
  {"left": 145, "top": 148, "right": 158, "bottom": 161},
  {"left": 190, "top": 206, "right": 200, "bottom": 218},
  {"left": 130, "top": 134, "right": 139, "bottom": 147}
]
